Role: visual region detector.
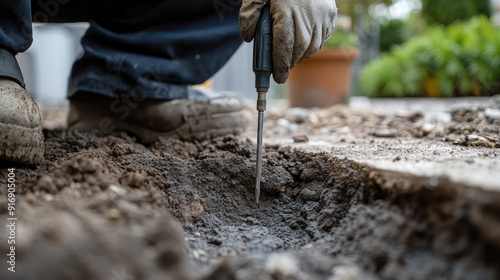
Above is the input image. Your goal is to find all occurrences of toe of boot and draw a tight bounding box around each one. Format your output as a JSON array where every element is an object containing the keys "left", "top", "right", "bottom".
[
  {"left": 68, "top": 92, "right": 247, "bottom": 143},
  {"left": 0, "top": 79, "right": 44, "bottom": 164}
]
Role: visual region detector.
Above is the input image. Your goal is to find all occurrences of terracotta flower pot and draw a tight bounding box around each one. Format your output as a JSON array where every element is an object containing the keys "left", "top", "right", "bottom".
[{"left": 286, "top": 48, "right": 360, "bottom": 108}]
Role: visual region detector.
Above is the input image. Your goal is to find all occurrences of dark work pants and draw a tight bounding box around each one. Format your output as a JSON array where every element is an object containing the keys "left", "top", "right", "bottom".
[{"left": 0, "top": 0, "right": 243, "bottom": 99}]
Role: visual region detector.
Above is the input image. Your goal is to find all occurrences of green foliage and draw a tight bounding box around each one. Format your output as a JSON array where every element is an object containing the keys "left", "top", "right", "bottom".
[
  {"left": 323, "top": 29, "right": 358, "bottom": 49},
  {"left": 379, "top": 19, "right": 411, "bottom": 53},
  {"left": 359, "top": 16, "right": 500, "bottom": 97},
  {"left": 421, "top": 0, "right": 491, "bottom": 26}
]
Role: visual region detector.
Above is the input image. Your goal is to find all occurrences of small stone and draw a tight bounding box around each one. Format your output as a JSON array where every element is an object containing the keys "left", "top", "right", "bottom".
[
  {"left": 485, "top": 108, "right": 500, "bottom": 120},
  {"left": 277, "top": 118, "right": 290, "bottom": 127},
  {"left": 209, "top": 238, "right": 222, "bottom": 246},
  {"left": 331, "top": 265, "right": 364, "bottom": 280},
  {"left": 308, "top": 112, "right": 319, "bottom": 125},
  {"left": 197, "top": 249, "right": 207, "bottom": 256},
  {"left": 109, "top": 184, "right": 126, "bottom": 195},
  {"left": 454, "top": 134, "right": 493, "bottom": 147},
  {"left": 291, "top": 188, "right": 301, "bottom": 197},
  {"left": 128, "top": 172, "right": 146, "bottom": 188},
  {"left": 320, "top": 127, "right": 330, "bottom": 134},
  {"left": 446, "top": 134, "right": 464, "bottom": 142},
  {"left": 424, "top": 112, "right": 452, "bottom": 123},
  {"left": 292, "top": 135, "right": 309, "bottom": 143},
  {"left": 110, "top": 144, "right": 128, "bottom": 157},
  {"left": 244, "top": 217, "right": 261, "bottom": 225},
  {"left": 25, "top": 193, "right": 36, "bottom": 204},
  {"left": 299, "top": 188, "right": 319, "bottom": 201},
  {"left": 372, "top": 129, "right": 396, "bottom": 138},
  {"left": 393, "top": 155, "right": 402, "bottom": 162},
  {"left": 192, "top": 250, "right": 200, "bottom": 260},
  {"left": 300, "top": 244, "right": 312, "bottom": 250},
  {"left": 467, "top": 134, "right": 492, "bottom": 147},
  {"left": 107, "top": 208, "right": 120, "bottom": 219},
  {"left": 421, "top": 123, "right": 435, "bottom": 135},
  {"left": 428, "top": 178, "right": 440, "bottom": 188},
  {"left": 338, "top": 126, "right": 351, "bottom": 134},
  {"left": 265, "top": 253, "right": 299, "bottom": 276},
  {"left": 284, "top": 108, "right": 310, "bottom": 123},
  {"left": 288, "top": 123, "right": 299, "bottom": 132},
  {"left": 36, "top": 175, "right": 56, "bottom": 193}
]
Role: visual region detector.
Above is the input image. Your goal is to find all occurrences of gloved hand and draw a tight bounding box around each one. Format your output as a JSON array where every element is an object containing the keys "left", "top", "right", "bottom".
[{"left": 239, "top": 0, "right": 337, "bottom": 83}]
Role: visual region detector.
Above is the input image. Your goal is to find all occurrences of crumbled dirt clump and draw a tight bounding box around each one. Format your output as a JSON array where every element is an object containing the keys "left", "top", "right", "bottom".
[{"left": 0, "top": 98, "right": 500, "bottom": 279}]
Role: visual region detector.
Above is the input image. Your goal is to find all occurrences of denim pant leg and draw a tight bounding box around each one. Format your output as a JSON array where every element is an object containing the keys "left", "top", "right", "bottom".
[
  {"left": 0, "top": 1, "right": 32, "bottom": 86},
  {"left": 68, "top": 0, "right": 243, "bottom": 100}
]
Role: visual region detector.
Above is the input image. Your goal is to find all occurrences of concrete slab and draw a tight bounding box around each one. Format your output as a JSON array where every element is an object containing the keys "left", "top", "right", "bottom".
[{"left": 244, "top": 96, "right": 500, "bottom": 191}]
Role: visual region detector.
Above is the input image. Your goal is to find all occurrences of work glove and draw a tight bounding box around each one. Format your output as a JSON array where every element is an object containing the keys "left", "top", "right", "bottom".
[{"left": 239, "top": 0, "right": 337, "bottom": 83}]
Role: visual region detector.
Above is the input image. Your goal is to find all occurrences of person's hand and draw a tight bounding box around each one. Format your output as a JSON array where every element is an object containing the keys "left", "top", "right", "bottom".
[{"left": 239, "top": 0, "right": 337, "bottom": 83}]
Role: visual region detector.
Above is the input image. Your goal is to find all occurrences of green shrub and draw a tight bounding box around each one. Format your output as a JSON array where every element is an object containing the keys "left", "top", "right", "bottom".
[
  {"left": 359, "top": 16, "right": 500, "bottom": 97},
  {"left": 421, "top": 0, "right": 491, "bottom": 26},
  {"left": 379, "top": 19, "right": 411, "bottom": 53}
]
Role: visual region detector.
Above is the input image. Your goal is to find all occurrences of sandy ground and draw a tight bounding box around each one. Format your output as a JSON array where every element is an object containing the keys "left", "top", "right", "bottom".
[{"left": 0, "top": 96, "right": 499, "bottom": 280}]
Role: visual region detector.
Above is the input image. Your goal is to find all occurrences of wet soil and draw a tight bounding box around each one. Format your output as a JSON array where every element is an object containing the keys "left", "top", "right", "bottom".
[{"left": 1, "top": 98, "right": 500, "bottom": 280}]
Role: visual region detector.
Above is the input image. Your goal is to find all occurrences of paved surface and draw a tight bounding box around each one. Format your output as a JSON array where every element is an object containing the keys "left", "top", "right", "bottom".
[{"left": 246, "top": 96, "right": 500, "bottom": 191}]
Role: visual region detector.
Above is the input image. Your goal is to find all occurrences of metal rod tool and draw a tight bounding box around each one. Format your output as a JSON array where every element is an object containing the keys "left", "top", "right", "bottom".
[{"left": 253, "top": 5, "right": 272, "bottom": 208}]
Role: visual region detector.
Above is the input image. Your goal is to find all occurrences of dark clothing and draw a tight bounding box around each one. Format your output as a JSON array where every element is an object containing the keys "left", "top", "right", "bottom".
[
  {"left": 0, "top": 0, "right": 243, "bottom": 99},
  {"left": 0, "top": 1, "right": 32, "bottom": 86}
]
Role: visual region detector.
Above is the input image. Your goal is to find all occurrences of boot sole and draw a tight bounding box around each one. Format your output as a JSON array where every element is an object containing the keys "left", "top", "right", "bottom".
[
  {"left": 0, "top": 123, "right": 44, "bottom": 164},
  {"left": 68, "top": 110, "right": 246, "bottom": 144}
]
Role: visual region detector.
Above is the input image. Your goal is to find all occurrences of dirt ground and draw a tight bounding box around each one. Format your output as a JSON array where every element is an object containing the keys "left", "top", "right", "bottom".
[{"left": 1, "top": 96, "right": 499, "bottom": 280}]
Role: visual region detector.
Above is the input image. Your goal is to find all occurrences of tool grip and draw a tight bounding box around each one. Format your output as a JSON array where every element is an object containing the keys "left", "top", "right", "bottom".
[{"left": 253, "top": 5, "right": 273, "bottom": 93}]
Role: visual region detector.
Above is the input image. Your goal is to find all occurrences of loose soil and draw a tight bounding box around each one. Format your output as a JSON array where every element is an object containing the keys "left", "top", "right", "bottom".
[{"left": 1, "top": 97, "right": 499, "bottom": 280}]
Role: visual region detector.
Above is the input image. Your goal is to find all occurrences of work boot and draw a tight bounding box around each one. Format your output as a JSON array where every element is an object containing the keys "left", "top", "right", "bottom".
[
  {"left": 67, "top": 91, "right": 247, "bottom": 143},
  {"left": 0, "top": 78, "right": 44, "bottom": 164}
]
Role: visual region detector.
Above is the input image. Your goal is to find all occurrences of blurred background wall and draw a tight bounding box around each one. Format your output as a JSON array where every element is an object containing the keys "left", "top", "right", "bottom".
[
  {"left": 492, "top": 0, "right": 500, "bottom": 25},
  {"left": 17, "top": 23, "right": 87, "bottom": 105}
]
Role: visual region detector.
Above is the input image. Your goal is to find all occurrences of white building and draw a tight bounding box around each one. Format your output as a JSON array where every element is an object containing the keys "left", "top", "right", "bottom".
[{"left": 492, "top": 0, "right": 500, "bottom": 26}]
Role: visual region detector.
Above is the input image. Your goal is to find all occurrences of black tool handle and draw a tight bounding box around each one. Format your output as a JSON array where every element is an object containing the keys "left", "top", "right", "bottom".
[{"left": 253, "top": 5, "right": 273, "bottom": 93}]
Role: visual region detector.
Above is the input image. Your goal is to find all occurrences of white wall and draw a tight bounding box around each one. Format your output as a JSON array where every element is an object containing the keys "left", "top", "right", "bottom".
[
  {"left": 212, "top": 42, "right": 276, "bottom": 100},
  {"left": 492, "top": 0, "right": 500, "bottom": 26},
  {"left": 16, "top": 23, "right": 88, "bottom": 105}
]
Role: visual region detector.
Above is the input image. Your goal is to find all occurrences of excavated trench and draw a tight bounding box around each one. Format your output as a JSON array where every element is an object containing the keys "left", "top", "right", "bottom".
[
  {"left": 173, "top": 136, "right": 500, "bottom": 279},
  {"left": 0, "top": 130, "right": 499, "bottom": 279}
]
